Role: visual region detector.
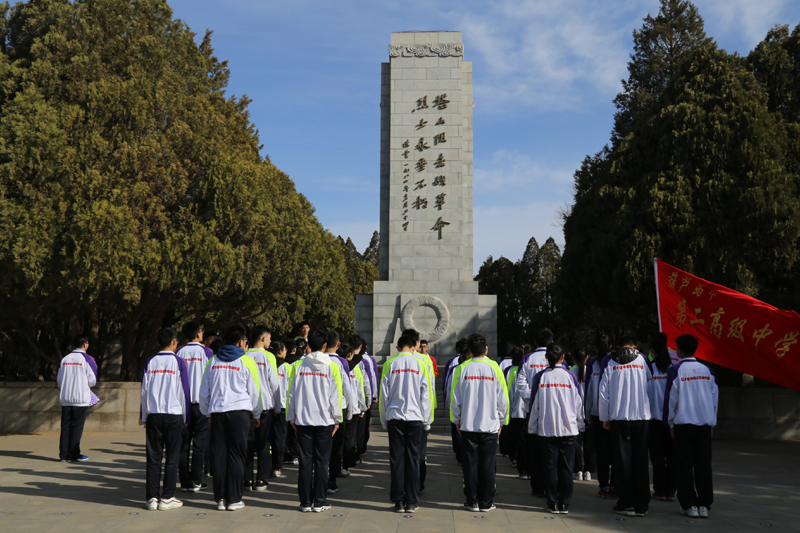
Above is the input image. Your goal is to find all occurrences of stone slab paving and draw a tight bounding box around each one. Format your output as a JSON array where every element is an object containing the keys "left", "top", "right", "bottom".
[{"left": 0, "top": 430, "right": 799, "bottom": 532}]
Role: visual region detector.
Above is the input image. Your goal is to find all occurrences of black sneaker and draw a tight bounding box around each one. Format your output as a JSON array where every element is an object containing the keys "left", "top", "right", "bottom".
[
  {"left": 254, "top": 480, "right": 268, "bottom": 491},
  {"left": 394, "top": 501, "right": 405, "bottom": 513},
  {"left": 243, "top": 480, "right": 252, "bottom": 491},
  {"left": 464, "top": 502, "right": 479, "bottom": 512},
  {"left": 558, "top": 504, "right": 569, "bottom": 514},
  {"left": 405, "top": 503, "right": 418, "bottom": 513},
  {"left": 613, "top": 504, "right": 635, "bottom": 516},
  {"left": 546, "top": 504, "right": 560, "bottom": 514},
  {"left": 635, "top": 509, "right": 648, "bottom": 517},
  {"left": 479, "top": 504, "right": 496, "bottom": 512}
]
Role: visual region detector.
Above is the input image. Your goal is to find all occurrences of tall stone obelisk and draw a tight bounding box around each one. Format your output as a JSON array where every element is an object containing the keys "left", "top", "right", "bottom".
[{"left": 356, "top": 31, "right": 497, "bottom": 361}]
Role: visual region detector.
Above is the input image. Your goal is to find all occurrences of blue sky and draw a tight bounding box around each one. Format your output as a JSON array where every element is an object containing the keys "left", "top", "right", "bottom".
[{"left": 169, "top": 0, "right": 800, "bottom": 271}]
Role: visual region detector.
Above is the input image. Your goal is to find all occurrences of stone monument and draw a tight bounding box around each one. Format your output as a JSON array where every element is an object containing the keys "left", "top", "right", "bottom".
[{"left": 356, "top": 31, "right": 497, "bottom": 362}]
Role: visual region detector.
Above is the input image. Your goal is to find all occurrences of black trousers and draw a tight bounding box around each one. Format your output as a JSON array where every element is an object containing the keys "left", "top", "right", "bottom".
[
  {"left": 573, "top": 432, "right": 584, "bottom": 472},
  {"left": 610, "top": 420, "right": 651, "bottom": 512},
  {"left": 245, "top": 411, "right": 273, "bottom": 482},
  {"left": 509, "top": 418, "right": 528, "bottom": 475},
  {"left": 343, "top": 417, "right": 359, "bottom": 469},
  {"left": 592, "top": 415, "right": 613, "bottom": 488},
  {"left": 499, "top": 419, "right": 510, "bottom": 455},
  {"left": 329, "top": 418, "right": 345, "bottom": 483},
  {"left": 179, "top": 403, "right": 208, "bottom": 488},
  {"left": 450, "top": 422, "right": 463, "bottom": 464},
  {"left": 674, "top": 424, "right": 713, "bottom": 509},
  {"left": 297, "top": 424, "right": 333, "bottom": 508},
  {"left": 420, "top": 430, "right": 428, "bottom": 489},
  {"left": 582, "top": 421, "right": 597, "bottom": 473},
  {"left": 59, "top": 406, "right": 89, "bottom": 460},
  {"left": 210, "top": 410, "right": 250, "bottom": 503},
  {"left": 388, "top": 419, "right": 423, "bottom": 504},
  {"left": 649, "top": 419, "right": 677, "bottom": 497},
  {"left": 360, "top": 406, "right": 372, "bottom": 454},
  {"left": 461, "top": 431, "right": 498, "bottom": 508},
  {"left": 356, "top": 412, "right": 367, "bottom": 457},
  {"left": 145, "top": 413, "right": 183, "bottom": 501},
  {"left": 526, "top": 433, "right": 544, "bottom": 493},
  {"left": 285, "top": 420, "right": 298, "bottom": 461},
  {"left": 271, "top": 410, "right": 288, "bottom": 472},
  {"left": 541, "top": 435, "right": 576, "bottom": 507}
]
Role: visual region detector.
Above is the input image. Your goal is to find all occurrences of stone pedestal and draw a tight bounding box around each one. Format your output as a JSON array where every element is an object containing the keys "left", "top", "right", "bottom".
[{"left": 357, "top": 31, "right": 497, "bottom": 362}]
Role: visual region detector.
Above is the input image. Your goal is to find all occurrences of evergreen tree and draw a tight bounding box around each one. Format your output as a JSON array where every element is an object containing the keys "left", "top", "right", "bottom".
[
  {"left": 364, "top": 230, "right": 380, "bottom": 269},
  {"left": 0, "top": 0, "right": 356, "bottom": 379}
]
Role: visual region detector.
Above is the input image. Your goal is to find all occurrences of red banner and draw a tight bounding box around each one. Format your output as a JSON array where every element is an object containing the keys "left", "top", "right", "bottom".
[{"left": 655, "top": 259, "right": 800, "bottom": 391}]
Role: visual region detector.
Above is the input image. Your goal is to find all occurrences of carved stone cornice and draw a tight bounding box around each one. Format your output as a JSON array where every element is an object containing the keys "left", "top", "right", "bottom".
[{"left": 389, "top": 43, "right": 463, "bottom": 58}]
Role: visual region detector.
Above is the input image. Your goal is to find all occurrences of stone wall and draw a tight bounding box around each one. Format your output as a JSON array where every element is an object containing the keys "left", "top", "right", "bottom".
[
  {"left": 0, "top": 382, "right": 142, "bottom": 433},
  {"left": 3, "top": 383, "right": 799, "bottom": 439}
]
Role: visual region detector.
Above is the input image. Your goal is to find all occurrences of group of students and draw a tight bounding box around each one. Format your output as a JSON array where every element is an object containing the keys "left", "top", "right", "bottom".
[
  {"left": 136, "top": 321, "right": 379, "bottom": 511},
  {"left": 478, "top": 328, "right": 719, "bottom": 518},
  {"left": 57, "top": 322, "right": 718, "bottom": 518}
]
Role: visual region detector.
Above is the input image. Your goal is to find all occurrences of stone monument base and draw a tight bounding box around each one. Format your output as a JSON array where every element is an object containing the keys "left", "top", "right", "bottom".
[{"left": 356, "top": 280, "right": 497, "bottom": 362}]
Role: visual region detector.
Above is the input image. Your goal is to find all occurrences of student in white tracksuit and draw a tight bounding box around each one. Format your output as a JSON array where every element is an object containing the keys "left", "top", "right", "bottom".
[
  {"left": 450, "top": 333, "right": 509, "bottom": 513},
  {"left": 343, "top": 346, "right": 369, "bottom": 473},
  {"left": 647, "top": 333, "right": 676, "bottom": 501},
  {"left": 270, "top": 340, "right": 292, "bottom": 477},
  {"left": 528, "top": 343, "right": 584, "bottom": 514},
  {"left": 176, "top": 321, "right": 210, "bottom": 491},
  {"left": 515, "top": 328, "right": 554, "bottom": 495},
  {"left": 199, "top": 325, "right": 262, "bottom": 512},
  {"left": 286, "top": 330, "right": 344, "bottom": 513},
  {"left": 598, "top": 336, "right": 653, "bottom": 517},
  {"left": 504, "top": 346, "right": 528, "bottom": 479},
  {"left": 325, "top": 330, "right": 351, "bottom": 493},
  {"left": 56, "top": 335, "right": 98, "bottom": 462},
  {"left": 243, "top": 326, "right": 280, "bottom": 490},
  {"left": 141, "top": 328, "right": 191, "bottom": 511},
  {"left": 380, "top": 334, "right": 432, "bottom": 513},
  {"left": 664, "top": 334, "right": 719, "bottom": 519},
  {"left": 586, "top": 333, "right": 614, "bottom": 497}
]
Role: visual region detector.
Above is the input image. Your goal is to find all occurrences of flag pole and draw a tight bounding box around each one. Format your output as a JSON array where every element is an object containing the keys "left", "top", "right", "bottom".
[{"left": 654, "top": 258, "right": 662, "bottom": 332}]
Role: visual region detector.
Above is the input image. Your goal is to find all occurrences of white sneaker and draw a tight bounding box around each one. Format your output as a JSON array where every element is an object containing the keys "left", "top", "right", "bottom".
[
  {"left": 680, "top": 506, "right": 699, "bottom": 518},
  {"left": 216, "top": 499, "right": 226, "bottom": 511},
  {"left": 573, "top": 472, "right": 583, "bottom": 481},
  {"left": 227, "top": 501, "right": 245, "bottom": 511},
  {"left": 158, "top": 498, "right": 183, "bottom": 510},
  {"left": 299, "top": 505, "right": 312, "bottom": 512},
  {"left": 146, "top": 498, "right": 158, "bottom": 511},
  {"left": 272, "top": 470, "right": 284, "bottom": 478},
  {"left": 313, "top": 504, "right": 331, "bottom": 512},
  {"left": 340, "top": 469, "right": 351, "bottom": 477},
  {"left": 584, "top": 472, "right": 592, "bottom": 481},
  {"left": 698, "top": 506, "right": 709, "bottom": 518}
]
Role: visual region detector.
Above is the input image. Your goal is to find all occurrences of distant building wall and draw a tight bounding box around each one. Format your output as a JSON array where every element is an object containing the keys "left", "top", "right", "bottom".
[{"left": 2, "top": 383, "right": 800, "bottom": 438}]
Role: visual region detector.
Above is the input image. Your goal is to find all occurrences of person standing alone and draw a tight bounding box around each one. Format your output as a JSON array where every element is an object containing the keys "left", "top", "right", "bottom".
[{"left": 57, "top": 335, "right": 98, "bottom": 463}]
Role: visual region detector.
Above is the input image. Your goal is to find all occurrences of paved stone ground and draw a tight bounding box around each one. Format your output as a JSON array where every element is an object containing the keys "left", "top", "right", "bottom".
[{"left": 0, "top": 430, "right": 799, "bottom": 532}]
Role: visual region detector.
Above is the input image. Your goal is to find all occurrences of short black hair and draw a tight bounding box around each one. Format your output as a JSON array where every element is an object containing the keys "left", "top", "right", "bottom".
[
  {"left": 337, "top": 343, "right": 352, "bottom": 358},
  {"left": 72, "top": 335, "right": 89, "bottom": 348},
  {"left": 308, "top": 330, "right": 328, "bottom": 352},
  {"left": 249, "top": 325, "right": 271, "bottom": 347},
  {"left": 546, "top": 343, "right": 565, "bottom": 369},
  {"left": 326, "top": 330, "right": 340, "bottom": 351},
  {"left": 268, "top": 341, "right": 284, "bottom": 355},
  {"left": 224, "top": 324, "right": 247, "bottom": 345},
  {"left": 284, "top": 339, "right": 296, "bottom": 354},
  {"left": 157, "top": 327, "right": 178, "bottom": 349},
  {"left": 467, "top": 333, "right": 487, "bottom": 357},
  {"left": 618, "top": 333, "right": 638, "bottom": 347},
  {"left": 402, "top": 329, "right": 420, "bottom": 343},
  {"left": 348, "top": 334, "right": 363, "bottom": 349},
  {"left": 397, "top": 335, "right": 417, "bottom": 351},
  {"left": 298, "top": 320, "right": 310, "bottom": 328},
  {"left": 420, "top": 339, "right": 428, "bottom": 345},
  {"left": 456, "top": 337, "right": 468, "bottom": 355},
  {"left": 535, "top": 328, "right": 554, "bottom": 348},
  {"left": 181, "top": 321, "right": 202, "bottom": 342},
  {"left": 676, "top": 334, "right": 699, "bottom": 356},
  {"left": 294, "top": 338, "right": 308, "bottom": 354},
  {"left": 511, "top": 345, "right": 524, "bottom": 367}
]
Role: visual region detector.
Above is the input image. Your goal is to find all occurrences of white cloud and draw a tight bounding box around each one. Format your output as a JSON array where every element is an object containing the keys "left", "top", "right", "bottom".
[
  {"left": 699, "top": 0, "right": 794, "bottom": 50},
  {"left": 448, "top": 0, "right": 651, "bottom": 112},
  {"left": 475, "top": 150, "right": 573, "bottom": 193}
]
